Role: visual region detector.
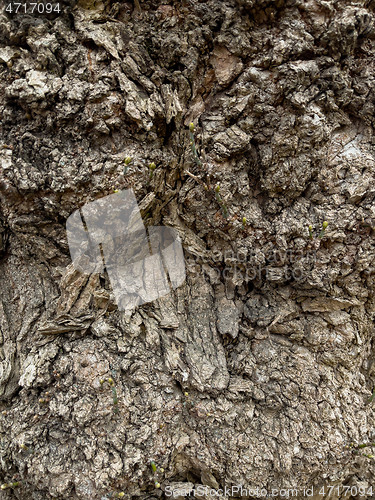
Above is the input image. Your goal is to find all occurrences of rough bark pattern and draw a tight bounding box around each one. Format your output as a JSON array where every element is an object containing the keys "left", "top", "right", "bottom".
[{"left": 1, "top": 0, "right": 375, "bottom": 498}]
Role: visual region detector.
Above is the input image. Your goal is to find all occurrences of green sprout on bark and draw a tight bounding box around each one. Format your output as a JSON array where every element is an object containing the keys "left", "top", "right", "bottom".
[
  {"left": 189, "top": 123, "right": 202, "bottom": 168},
  {"left": 215, "top": 185, "right": 229, "bottom": 219},
  {"left": 20, "top": 444, "right": 33, "bottom": 454},
  {"left": 318, "top": 221, "right": 328, "bottom": 238},
  {"left": 100, "top": 378, "right": 119, "bottom": 414},
  {"left": 1, "top": 482, "right": 19, "bottom": 490},
  {"left": 242, "top": 217, "right": 247, "bottom": 229},
  {"left": 347, "top": 442, "right": 375, "bottom": 459},
  {"left": 148, "top": 162, "right": 156, "bottom": 184},
  {"left": 106, "top": 492, "right": 125, "bottom": 499},
  {"left": 308, "top": 221, "right": 328, "bottom": 240},
  {"left": 150, "top": 460, "right": 164, "bottom": 474},
  {"left": 368, "top": 388, "right": 375, "bottom": 404},
  {"left": 124, "top": 156, "right": 132, "bottom": 175},
  {"left": 357, "top": 443, "right": 375, "bottom": 449},
  {"left": 113, "top": 157, "right": 132, "bottom": 194},
  {"left": 150, "top": 459, "right": 164, "bottom": 488}
]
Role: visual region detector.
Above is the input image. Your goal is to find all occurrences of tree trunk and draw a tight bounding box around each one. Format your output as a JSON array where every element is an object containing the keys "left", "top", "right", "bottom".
[{"left": 1, "top": 0, "right": 375, "bottom": 498}]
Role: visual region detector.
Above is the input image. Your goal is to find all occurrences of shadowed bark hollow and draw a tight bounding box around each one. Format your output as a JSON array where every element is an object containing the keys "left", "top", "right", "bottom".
[{"left": 1, "top": 0, "right": 375, "bottom": 498}]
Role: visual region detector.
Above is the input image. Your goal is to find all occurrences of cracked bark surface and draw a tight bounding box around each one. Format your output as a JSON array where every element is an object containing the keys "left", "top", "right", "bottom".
[{"left": 1, "top": 0, "right": 375, "bottom": 498}]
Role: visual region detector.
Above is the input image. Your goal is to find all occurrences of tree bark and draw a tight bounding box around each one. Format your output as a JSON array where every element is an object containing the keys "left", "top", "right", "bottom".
[{"left": 1, "top": 0, "right": 375, "bottom": 498}]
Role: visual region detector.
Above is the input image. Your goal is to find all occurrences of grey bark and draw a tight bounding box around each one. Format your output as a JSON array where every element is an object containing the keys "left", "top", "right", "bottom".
[{"left": 1, "top": 0, "right": 375, "bottom": 498}]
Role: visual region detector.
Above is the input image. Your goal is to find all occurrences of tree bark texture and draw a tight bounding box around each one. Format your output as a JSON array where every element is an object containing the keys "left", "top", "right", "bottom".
[{"left": 1, "top": 0, "right": 375, "bottom": 498}]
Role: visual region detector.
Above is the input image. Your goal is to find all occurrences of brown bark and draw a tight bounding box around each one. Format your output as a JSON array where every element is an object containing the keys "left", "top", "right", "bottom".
[{"left": 1, "top": 0, "right": 375, "bottom": 498}]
